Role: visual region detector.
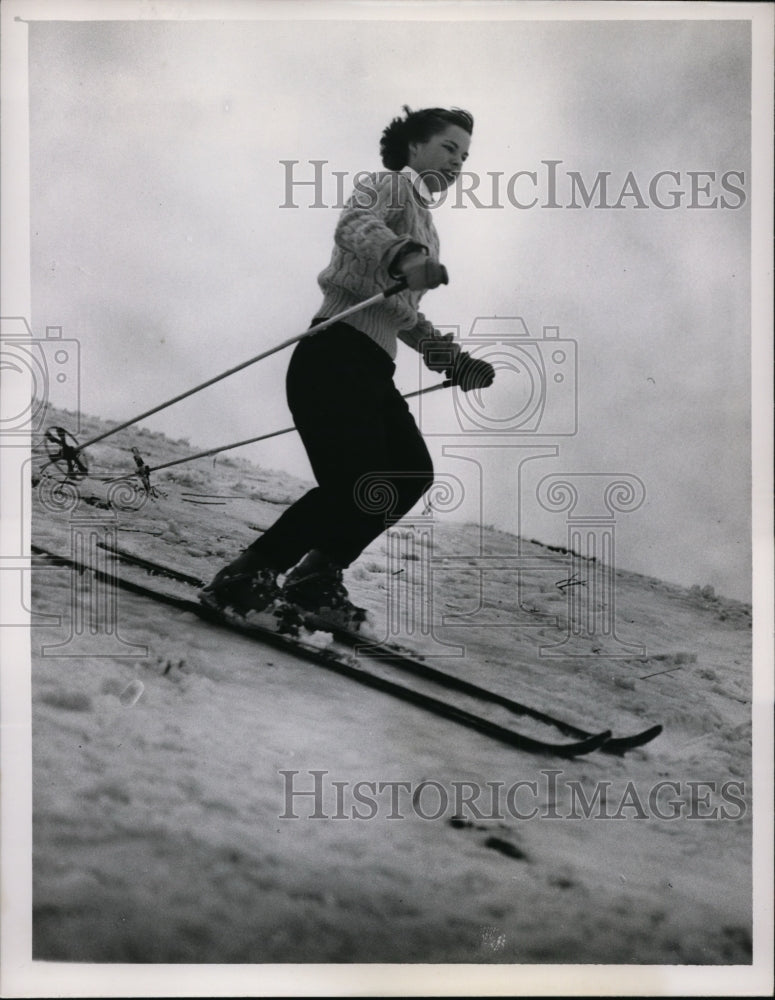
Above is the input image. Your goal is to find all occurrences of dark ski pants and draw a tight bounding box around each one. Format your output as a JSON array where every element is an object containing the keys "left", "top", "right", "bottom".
[{"left": 246, "top": 322, "right": 434, "bottom": 570}]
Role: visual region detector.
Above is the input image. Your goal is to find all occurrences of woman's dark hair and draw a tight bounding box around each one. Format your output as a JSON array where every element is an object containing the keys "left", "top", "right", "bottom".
[{"left": 379, "top": 106, "right": 474, "bottom": 170}]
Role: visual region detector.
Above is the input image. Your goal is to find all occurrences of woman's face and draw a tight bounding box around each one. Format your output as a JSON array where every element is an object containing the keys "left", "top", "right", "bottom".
[{"left": 407, "top": 124, "right": 471, "bottom": 193}]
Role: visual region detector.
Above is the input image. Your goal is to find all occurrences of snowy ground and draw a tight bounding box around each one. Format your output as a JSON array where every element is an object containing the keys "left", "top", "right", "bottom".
[{"left": 27, "top": 407, "right": 754, "bottom": 969}]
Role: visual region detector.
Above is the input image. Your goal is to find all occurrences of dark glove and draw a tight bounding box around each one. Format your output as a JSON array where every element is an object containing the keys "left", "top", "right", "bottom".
[
  {"left": 446, "top": 352, "right": 496, "bottom": 392},
  {"left": 396, "top": 252, "right": 448, "bottom": 291}
]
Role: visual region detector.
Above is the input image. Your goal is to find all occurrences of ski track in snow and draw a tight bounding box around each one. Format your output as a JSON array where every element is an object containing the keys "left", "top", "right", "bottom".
[{"left": 29, "top": 407, "right": 752, "bottom": 964}]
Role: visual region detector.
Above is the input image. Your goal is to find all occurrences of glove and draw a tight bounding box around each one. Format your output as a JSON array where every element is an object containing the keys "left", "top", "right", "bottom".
[
  {"left": 446, "top": 352, "right": 496, "bottom": 392},
  {"left": 421, "top": 335, "right": 457, "bottom": 373},
  {"left": 396, "top": 252, "right": 448, "bottom": 291}
]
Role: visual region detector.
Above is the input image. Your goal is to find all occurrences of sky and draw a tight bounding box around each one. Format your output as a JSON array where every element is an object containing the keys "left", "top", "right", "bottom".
[{"left": 15, "top": 4, "right": 759, "bottom": 600}]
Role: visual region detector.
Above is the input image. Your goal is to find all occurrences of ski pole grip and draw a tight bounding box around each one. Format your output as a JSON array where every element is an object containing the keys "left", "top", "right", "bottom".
[{"left": 384, "top": 278, "right": 408, "bottom": 297}]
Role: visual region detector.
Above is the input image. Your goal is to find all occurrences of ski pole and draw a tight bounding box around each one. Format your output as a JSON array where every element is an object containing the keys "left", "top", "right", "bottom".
[
  {"left": 74, "top": 270, "right": 447, "bottom": 454},
  {"left": 111, "top": 379, "right": 453, "bottom": 480}
]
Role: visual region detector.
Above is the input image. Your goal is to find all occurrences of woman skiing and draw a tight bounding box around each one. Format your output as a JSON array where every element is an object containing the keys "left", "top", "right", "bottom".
[{"left": 202, "top": 105, "right": 494, "bottom": 627}]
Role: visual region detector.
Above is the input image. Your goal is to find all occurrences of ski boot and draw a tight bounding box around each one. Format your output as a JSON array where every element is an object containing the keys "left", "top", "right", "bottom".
[
  {"left": 200, "top": 550, "right": 283, "bottom": 620},
  {"left": 282, "top": 550, "right": 367, "bottom": 632}
]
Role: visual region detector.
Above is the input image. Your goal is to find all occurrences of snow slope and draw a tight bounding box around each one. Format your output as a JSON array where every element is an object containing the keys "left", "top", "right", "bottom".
[{"left": 28, "top": 406, "right": 753, "bottom": 967}]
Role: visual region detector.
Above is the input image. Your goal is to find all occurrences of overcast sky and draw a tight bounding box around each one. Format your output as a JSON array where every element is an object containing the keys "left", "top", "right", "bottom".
[{"left": 23, "top": 7, "right": 755, "bottom": 599}]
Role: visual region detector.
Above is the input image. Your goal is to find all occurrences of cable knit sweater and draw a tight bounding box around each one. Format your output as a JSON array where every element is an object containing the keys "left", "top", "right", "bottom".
[{"left": 316, "top": 170, "right": 460, "bottom": 363}]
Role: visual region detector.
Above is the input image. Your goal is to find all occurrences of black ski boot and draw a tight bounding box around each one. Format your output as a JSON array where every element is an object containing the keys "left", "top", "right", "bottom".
[
  {"left": 200, "top": 550, "right": 282, "bottom": 619},
  {"left": 282, "top": 550, "right": 367, "bottom": 631}
]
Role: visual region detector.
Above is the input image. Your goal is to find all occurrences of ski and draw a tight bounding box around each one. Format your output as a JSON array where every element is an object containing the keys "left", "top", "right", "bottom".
[
  {"left": 299, "top": 612, "right": 662, "bottom": 755},
  {"left": 96, "top": 541, "right": 205, "bottom": 588},
  {"left": 36, "top": 543, "right": 662, "bottom": 755},
  {"left": 128, "top": 550, "right": 662, "bottom": 753},
  {"left": 31, "top": 545, "right": 612, "bottom": 759}
]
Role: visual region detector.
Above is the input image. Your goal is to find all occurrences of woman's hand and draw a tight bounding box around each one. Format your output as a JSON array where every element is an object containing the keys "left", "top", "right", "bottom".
[{"left": 397, "top": 253, "right": 448, "bottom": 291}]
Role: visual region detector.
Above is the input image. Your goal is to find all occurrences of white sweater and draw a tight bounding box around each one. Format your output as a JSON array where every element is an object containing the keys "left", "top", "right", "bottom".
[{"left": 316, "top": 170, "right": 459, "bottom": 363}]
